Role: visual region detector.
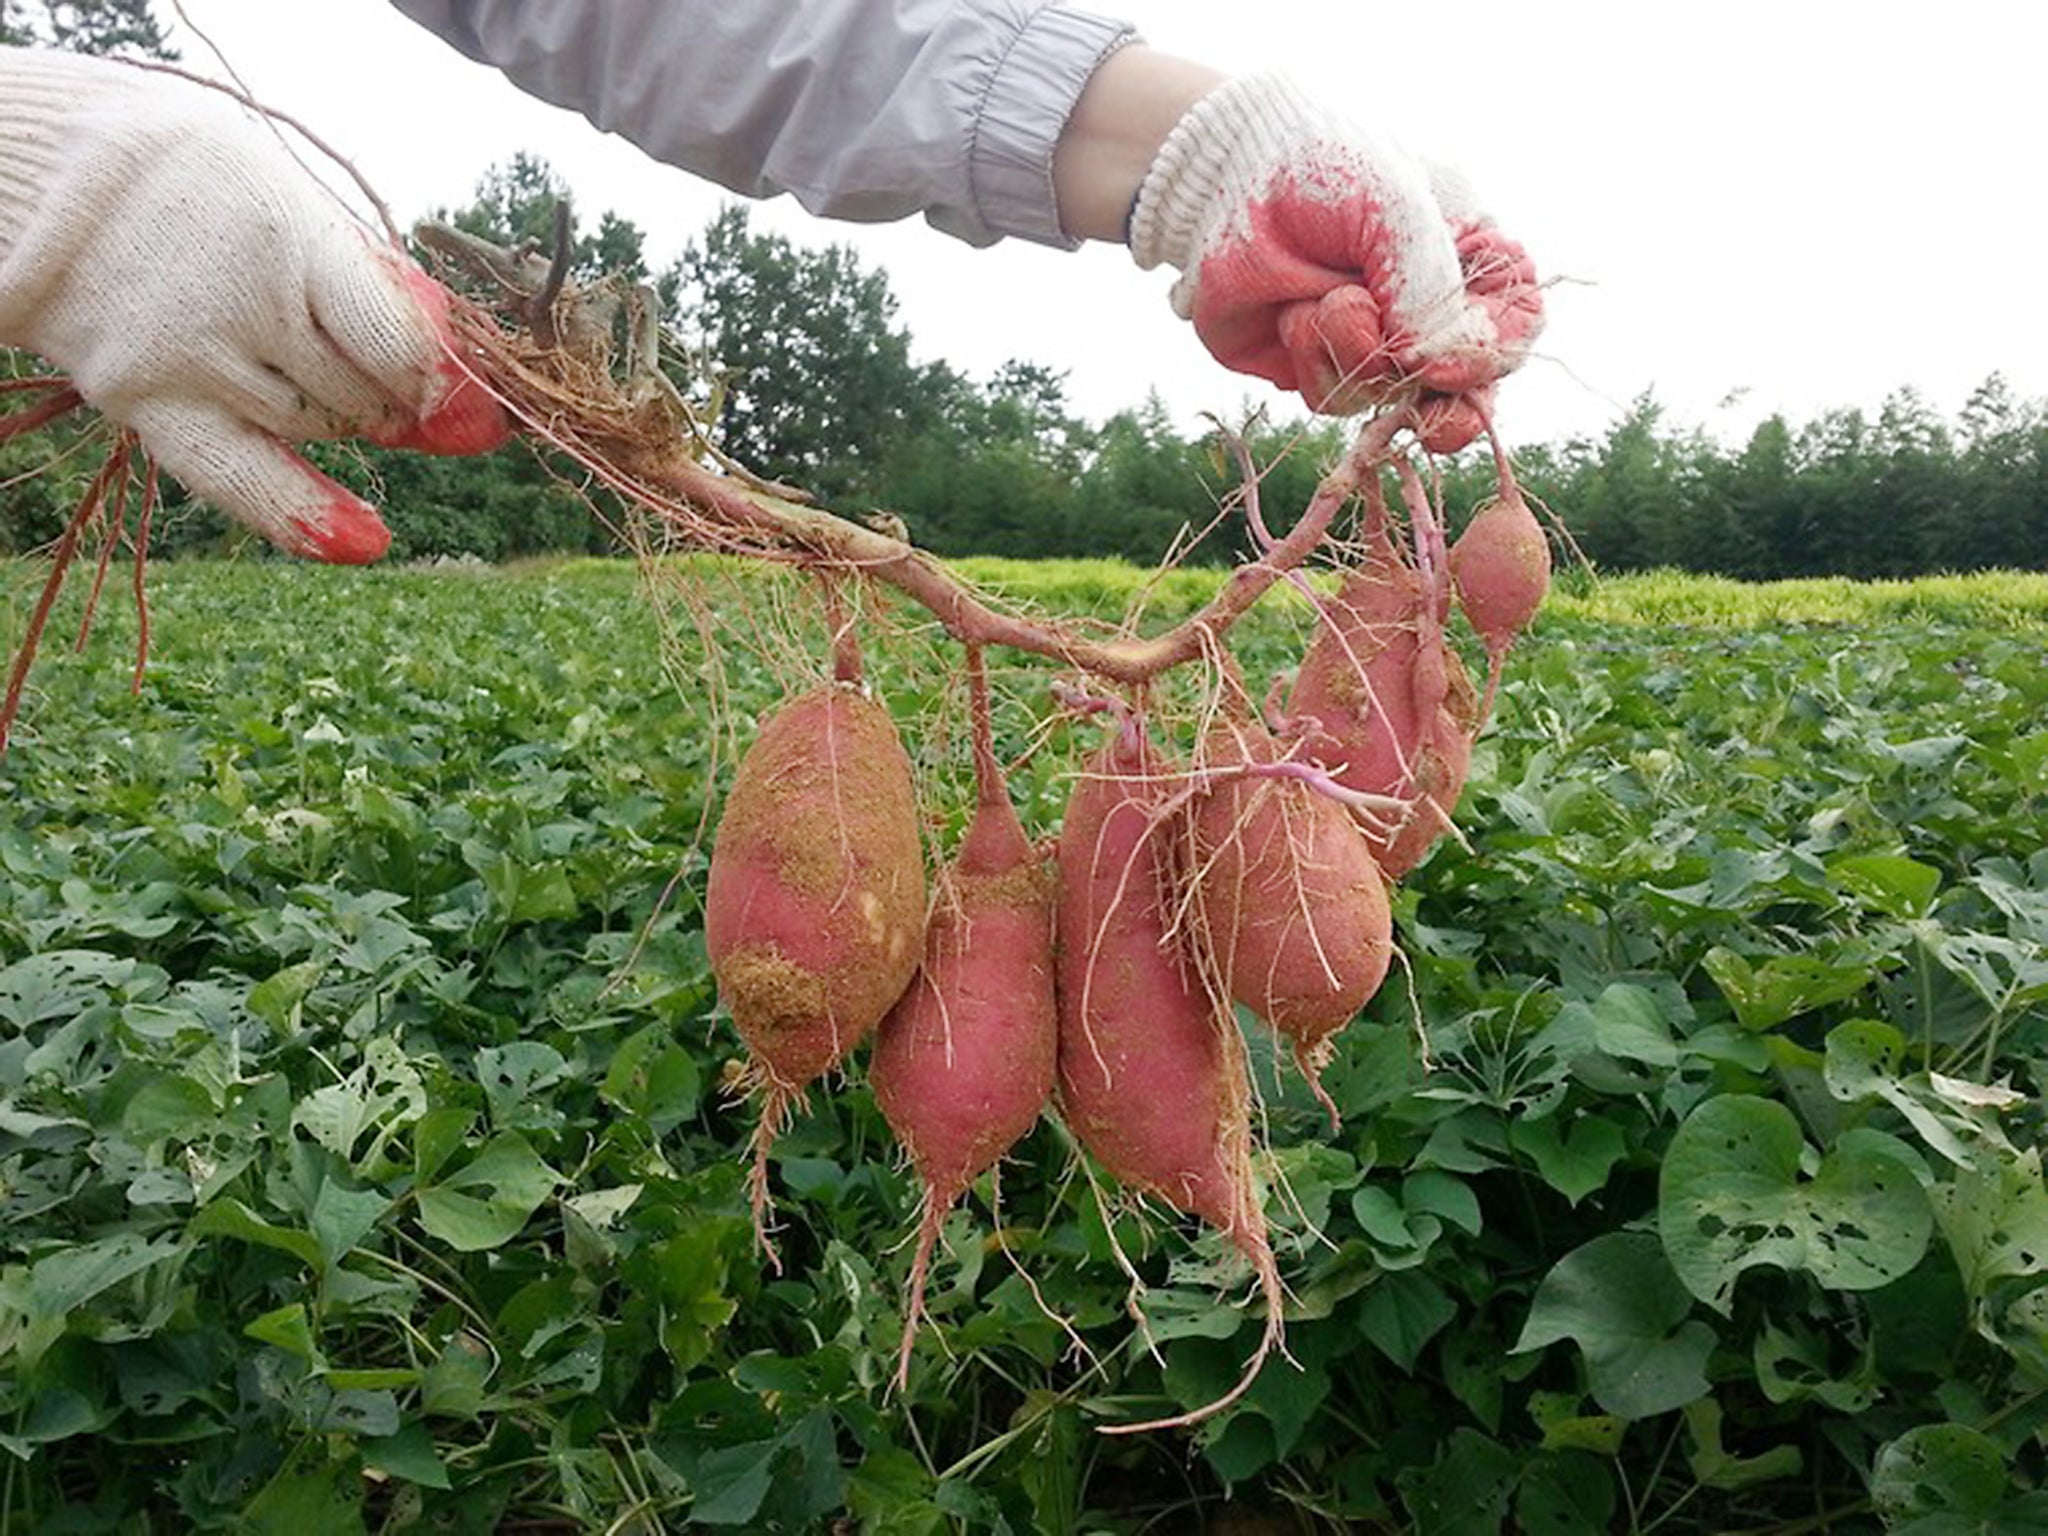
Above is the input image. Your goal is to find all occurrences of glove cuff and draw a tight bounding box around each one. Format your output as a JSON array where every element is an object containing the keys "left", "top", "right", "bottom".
[{"left": 1128, "top": 73, "right": 1326, "bottom": 280}]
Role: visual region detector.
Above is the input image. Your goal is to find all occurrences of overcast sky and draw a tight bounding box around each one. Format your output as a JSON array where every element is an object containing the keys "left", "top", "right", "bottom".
[{"left": 166, "top": 1, "right": 2048, "bottom": 452}]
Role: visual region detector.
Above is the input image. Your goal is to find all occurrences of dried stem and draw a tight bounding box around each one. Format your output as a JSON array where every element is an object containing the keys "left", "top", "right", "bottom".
[{"left": 438, "top": 288, "right": 1409, "bottom": 687}]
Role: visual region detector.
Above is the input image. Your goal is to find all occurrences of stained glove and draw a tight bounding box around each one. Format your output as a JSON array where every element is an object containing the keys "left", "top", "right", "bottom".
[
  {"left": 1129, "top": 75, "right": 1542, "bottom": 449},
  {"left": 0, "top": 49, "right": 509, "bottom": 563}
]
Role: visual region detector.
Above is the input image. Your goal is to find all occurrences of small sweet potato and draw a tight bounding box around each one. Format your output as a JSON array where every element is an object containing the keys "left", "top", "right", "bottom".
[
  {"left": 871, "top": 770, "right": 1055, "bottom": 1385},
  {"left": 1450, "top": 486, "right": 1551, "bottom": 655}
]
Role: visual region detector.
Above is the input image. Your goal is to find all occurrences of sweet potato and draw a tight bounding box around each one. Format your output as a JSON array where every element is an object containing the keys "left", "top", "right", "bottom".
[
  {"left": 1190, "top": 714, "right": 1392, "bottom": 1116},
  {"left": 704, "top": 682, "right": 927, "bottom": 1262},
  {"left": 1374, "top": 654, "right": 1481, "bottom": 880},
  {"left": 1287, "top": 516, "right": 1478, "bottom": 878},
  {"left": 1450, "top": 487, "right": 1551, "bottom": 653},
  {"left": 1054, "top": 715, "right": 1284, "bottom": 1432},
  {"left": 871, "top": 669, "right": 1056, "bottom": 1386}
]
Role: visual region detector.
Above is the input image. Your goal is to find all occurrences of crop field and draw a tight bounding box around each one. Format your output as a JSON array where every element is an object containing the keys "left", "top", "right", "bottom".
[{"left": 2, "top": 559, "right": 2046, "bottom": 1533}]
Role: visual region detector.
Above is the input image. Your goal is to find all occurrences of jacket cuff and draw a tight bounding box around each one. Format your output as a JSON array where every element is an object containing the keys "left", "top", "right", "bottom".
[{"left": 964, "top": 5, "right": 1137, "bottom": 249}]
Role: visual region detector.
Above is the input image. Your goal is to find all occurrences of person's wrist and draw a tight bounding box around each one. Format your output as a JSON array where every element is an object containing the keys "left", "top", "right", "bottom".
[{"left": 1051, "top": 47, "right": 1225, "bottom": 245}]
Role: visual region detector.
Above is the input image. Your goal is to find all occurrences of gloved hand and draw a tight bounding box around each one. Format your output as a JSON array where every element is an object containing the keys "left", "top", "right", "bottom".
[
  {"left": 1129, "top": 75, "right": 1542, "bottom": 449},
  {"left": 0, "top": 49, "right": 510, "bottom": 562}
]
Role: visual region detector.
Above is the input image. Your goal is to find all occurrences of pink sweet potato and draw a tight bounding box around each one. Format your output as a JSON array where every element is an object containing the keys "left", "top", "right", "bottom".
[
  {"left": 1287, "top": 517, "right": 1479, "bottom": 878},
  {"left": 1190, "top": 715, "right": 1393, "bottom": 1114},
  {"left": 1054, "top": 716, "right": 1284, "bottom": 1432},
  {"left": 1450, "top": 487, "right": 1551, "bottom": 654},
  {"left": 704, "top": 682, "right": 927, "bottom": 1262},
  {"left": 870, "top": 691, "right": 1056, "bottom": 1386}
]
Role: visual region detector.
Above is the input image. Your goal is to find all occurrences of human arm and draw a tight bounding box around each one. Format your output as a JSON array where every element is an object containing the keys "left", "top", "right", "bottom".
[
  {"left": 0, "top": 47, "right": 508, "bottom": 562},
  {"left": 389, "top": 2, "right": 1540, "bottom": 439},
  {"left": 386, "top": 0, "right": 1137, "bottom": 248}
]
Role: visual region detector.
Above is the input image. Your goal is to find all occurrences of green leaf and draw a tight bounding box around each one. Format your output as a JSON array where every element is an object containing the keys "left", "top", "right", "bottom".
[
  {"left": 1583, "top": 983, "right": 1679, "bottom": 1066},
  {"left": 247, "top": 959, "right": 325, "bottom": 1032},
  {"left": 1871, "top": 1424, "right": 2008, "bottom": 1521},
  {"left": 0, "top": 949, "right": 138, "bottom": 1030},
  {"left": 242, "top": 1459, "right": 364, "bottom": 1535},
  {"left": 1684, "top": 1398, "right": 1801, "bottom": 1490},
  {"left": 1659, "top": 1095, "right": 1932, "bottom": 1311},
  {"left": 27, "top": 1233, "right": 180, "bottom": 1320},
  {"left": 1511, "top": 1114, "right": 1628, "bottom": 1206},
  {"left": 1702, "top": 947, "right": 1875, "bottom": 1031},
  {"left": 1404, "top": 1170, "right": 1482, "bottom": 1237},
  {"left": 1824, "top": 1019, "right": 2006, "bottom": 1169},
  {"left": 475, "top": 1041, "right": 566, "bottom": 1124},
  {"left": 362, "top": 1421, "right": 451, "bottom": 1490},
  {"left": 1357, "top": 1271, "right": 1456, "bottom": 1371},
  {"left": 1926, "top": 1147, "right": 2048, "bottom": 1298},
  {"left": 688, "top": 1438, "right": 780, "bottom": 1525},
  {"left": 291, "top": 1041, "right": 427, "bottom": 1165},
  {"left": 1831, "top": 852, "right": 1943, "bottom": 919},
  {"left": 189, "top": 1198, "right": 323, "bottom": 1269},
  {"left": 1515, "top": 1232, "right": 1714, "bottom": 1419},
  {"left": 410, "top": 1106, "right": 473, "bottom": 1185},
  {"left": 1753, "top": 1318, "right": 1877, "bottom": 1412},
  {"left": 320, "top": 1388, "right": 401, "bottom": 1439},
  {"left": 1537, "top": 983, "right": 1678, "bottom": 1070},
  {"left": 421, "top": 1334, "right": 494, "bottom": 1419},
  {"left": 1528, "top": 1391, "right": 1628, "bottom": 1455},
  {"left": 416, "top": 1132, "right": 560, "bottom": 1252},
  {"left": 326, "top": 1368, "right": 420, "bottom": 1391},
  {"left": 120, "top": 1073, "right": 216, "bottom": 1142},
  {"left": 245, "top": 1303, "right": 325, "bottom": 1367},
  {"left": 1515, "top": 1452, "right": 1617, "bottom": 1534},
  {"left": 847, "top": 1446, "right": 943, "bottom": 1536},
  {"left": 308, "top": 1181, "right": 392, "bottom": 1269},
  {"left": 638, "top": 1043, "right": 705, "bottom": 1132},
  {"left": 1397, "top": 1428, "right": 1519, "bottom": 1535}
]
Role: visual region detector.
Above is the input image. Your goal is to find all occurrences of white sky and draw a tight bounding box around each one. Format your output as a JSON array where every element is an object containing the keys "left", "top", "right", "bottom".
[{"left": 165, "top": 1, "right": 2048, "bottom": 452}]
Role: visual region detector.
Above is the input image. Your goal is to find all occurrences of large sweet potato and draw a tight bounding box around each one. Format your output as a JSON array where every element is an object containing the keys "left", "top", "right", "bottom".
[
  {"left": 705, "top": 682, "right": 926, "bottom": 1261},
  {"left": 1190, "top": 715, "right": 1392, "bottom": 1114},
  {"left": 1054, "top": 717, "right": 1283, "bottom": 1431}
]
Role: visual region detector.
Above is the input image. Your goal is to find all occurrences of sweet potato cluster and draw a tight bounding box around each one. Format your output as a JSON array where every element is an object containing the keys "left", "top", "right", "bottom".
[{"left": 700, "top": 471, "right": 1550, "bottom": 1431}]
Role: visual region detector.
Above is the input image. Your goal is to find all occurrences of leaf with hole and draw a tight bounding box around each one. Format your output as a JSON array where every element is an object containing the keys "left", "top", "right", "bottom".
[
  {"left": 1659, "top": 1095, "right": 1932, "bottom": 1312},
  {"left": 1926, "top": 1146, "right": 2048, "bottom": 1300}
]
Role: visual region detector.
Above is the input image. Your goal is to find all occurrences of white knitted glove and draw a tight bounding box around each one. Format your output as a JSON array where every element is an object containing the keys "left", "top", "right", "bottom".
[
  {"left": 0, "top": 49, "right": 508, "bottom": 562},
  {"left": 1130, "top": 75, "right": 1542, "bottom": 448}
]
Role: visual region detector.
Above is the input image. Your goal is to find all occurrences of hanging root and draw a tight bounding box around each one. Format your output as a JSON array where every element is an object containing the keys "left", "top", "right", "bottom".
[
  {"left": 891, "top": 1178, "right": 955, "bottom": 1392},
  {"left": 744, "top": 1077, "right": 804, "bottom": 1275},
  {"left": 1098, "top": 1217, "right": 1289, "bottom": 1436},
  {"left": 2, "top": 431, "right": 145, "bottom": 753},
  {"left": 0, "top": 378, "right": 84, "bottom": 442}
]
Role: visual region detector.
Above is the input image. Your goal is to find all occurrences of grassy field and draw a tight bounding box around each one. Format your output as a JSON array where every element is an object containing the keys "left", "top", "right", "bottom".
[{"left": 2, "top": 558, "right": 2046, "bottom": 1533}]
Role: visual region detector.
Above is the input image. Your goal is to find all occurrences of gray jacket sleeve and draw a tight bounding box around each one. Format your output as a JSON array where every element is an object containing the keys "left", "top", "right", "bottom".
[{"left": 386, "top": 1, "right": 1138, "bottom": 248}]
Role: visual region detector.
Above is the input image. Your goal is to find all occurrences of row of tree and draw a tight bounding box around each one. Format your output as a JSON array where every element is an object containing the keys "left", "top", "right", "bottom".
[{"left": 3, "top": 127, "right": 2045, "bottom": 576}]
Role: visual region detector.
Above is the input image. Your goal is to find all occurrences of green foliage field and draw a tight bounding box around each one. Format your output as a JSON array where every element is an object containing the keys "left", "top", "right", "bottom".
[{"left": 2, "top": 560, "right": 2047, "bottom": 1533}]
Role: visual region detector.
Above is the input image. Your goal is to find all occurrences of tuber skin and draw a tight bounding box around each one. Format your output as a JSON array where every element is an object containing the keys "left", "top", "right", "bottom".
[
  {"left": 1449, "top": 488, "right": 1551, "bottom": 652},
  {"left": 871, "top": 666, "right": 1056, "bottom": 1389},
  {"left": 1287, "top": 509, "right": 1479, "bottom": 879},
  {"left": 1054, "top": 713, "right": 1285, "bottom": 1433},
  {"left": 1449, "top": 482, "right": 1552, "bottom": 725},
  {"left": 1189, "top": 713, "right": 1393, "bottom": 1121},
  {"left": 704, "top": 682, "right": 927, "bottom": 1266}
]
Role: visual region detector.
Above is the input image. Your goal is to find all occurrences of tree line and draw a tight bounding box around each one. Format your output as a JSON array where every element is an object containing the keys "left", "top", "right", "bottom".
[{"left": 3, "top": 135, "right": 2045, "bottom": 577}]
